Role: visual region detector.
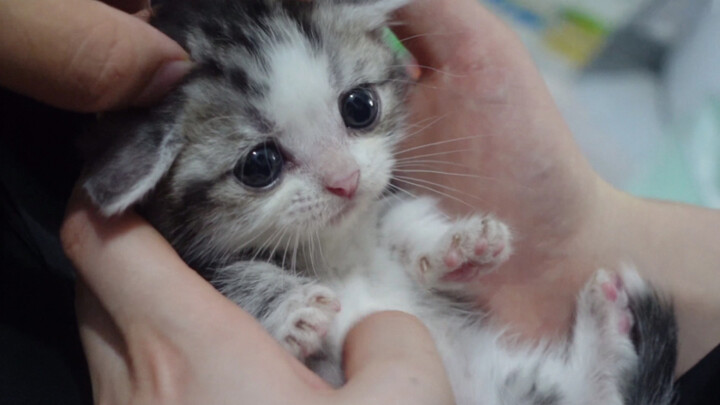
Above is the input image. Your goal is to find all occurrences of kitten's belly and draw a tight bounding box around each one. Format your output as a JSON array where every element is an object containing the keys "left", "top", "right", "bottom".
[
  {"left": 319, "top": 254, "right": 510, "bottom": 405},
  {"left": 323, "top": 254, "right": 420, "bottom": 349}
]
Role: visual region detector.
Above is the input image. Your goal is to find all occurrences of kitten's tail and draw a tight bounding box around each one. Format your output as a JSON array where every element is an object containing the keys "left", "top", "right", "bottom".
[{"left": 621, "top": 269, "right": 678, "bottom": 405}]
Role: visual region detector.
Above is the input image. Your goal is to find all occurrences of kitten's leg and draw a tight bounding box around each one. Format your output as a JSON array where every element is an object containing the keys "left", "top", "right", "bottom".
[
  {"left": 562, "top": 269, "right": 638, "bottom": 404},
  {"left": 212, "top": 261, "right": 340, "bottom": 359},
  {"left": 381, "top": 197, "right": 511, "bottom": 290},
  {"left": 497, "top": 270, "right": 637, "bottom": 405}
]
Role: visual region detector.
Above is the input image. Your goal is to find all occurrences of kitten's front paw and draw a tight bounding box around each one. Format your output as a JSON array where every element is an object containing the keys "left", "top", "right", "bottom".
[
  {"left": 419, "top": 215, "right": 512, "bottom": 286},
  {"left": 277, "top": 285, "right": 341, "bottom": 359}
]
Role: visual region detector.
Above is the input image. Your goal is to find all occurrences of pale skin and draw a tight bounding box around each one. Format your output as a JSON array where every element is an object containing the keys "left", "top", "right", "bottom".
[{"left": 1, "top": 0, "right": 718, "bottom": 403}]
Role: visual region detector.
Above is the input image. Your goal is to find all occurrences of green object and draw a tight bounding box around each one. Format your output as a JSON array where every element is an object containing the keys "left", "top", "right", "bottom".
[
  {"left": 561, "top": 8, "right": 608, "bottom": 36},
  {"left": 383, "top": 28, "right": 410, "bottom": 57}
]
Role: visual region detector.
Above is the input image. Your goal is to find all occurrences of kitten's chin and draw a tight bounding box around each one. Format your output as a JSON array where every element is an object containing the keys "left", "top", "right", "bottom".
[{"left": 324, "top": 191, "right": 381, "bottom": 230}]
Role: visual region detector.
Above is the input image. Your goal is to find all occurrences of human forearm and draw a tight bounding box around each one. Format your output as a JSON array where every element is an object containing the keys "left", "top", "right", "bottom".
[{"left": 609, "top": 191, "right": 720, "bottom": 374}]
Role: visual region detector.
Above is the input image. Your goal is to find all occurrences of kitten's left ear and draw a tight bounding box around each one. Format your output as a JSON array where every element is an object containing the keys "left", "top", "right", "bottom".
[
  {"left": 82, "top": 110, "right": 183, "bottom": 216},
  {"left": 326, "top": 0, "right": 409, "bottom": 29}
]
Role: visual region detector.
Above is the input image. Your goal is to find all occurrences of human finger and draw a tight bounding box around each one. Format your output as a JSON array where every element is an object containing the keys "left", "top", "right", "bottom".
[
  {"left": 60, "top": 188, "right": 239, "bottom": 331},
  {"left": 74, "top": 281, "right": 135, "bottom": 403},
  {"left": 337, "top": 311, "right": 455, "bottom": 405},
  {"left": 104, "top": 0, "right": 149, "bottom": 13},
  {"left": 0, "top": 0, "right": 190, "bottom": 112},
  {"left": 392, "top": 0, "right": 517, "bottom": 69}
]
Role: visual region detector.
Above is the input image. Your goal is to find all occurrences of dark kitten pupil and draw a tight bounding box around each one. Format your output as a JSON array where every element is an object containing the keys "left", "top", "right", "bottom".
[
  {"left": 235, "top": 140, "right": 284, "bottom": 189},
  {"left": 340, "top": 86, "right": 379, "bottom": 129}
]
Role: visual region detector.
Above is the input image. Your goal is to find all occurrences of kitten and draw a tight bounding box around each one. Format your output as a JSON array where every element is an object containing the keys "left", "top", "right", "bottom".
[{"left": 82, "top": 0, "right": 677, "bottom": 404}]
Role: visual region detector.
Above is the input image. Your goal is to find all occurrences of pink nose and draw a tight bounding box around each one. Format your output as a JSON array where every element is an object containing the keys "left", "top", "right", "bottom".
[{"left": 325, "top": 170, "right": 360, "bottom": 199}]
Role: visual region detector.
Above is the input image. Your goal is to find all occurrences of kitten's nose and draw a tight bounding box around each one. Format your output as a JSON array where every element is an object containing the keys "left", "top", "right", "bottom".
[{"left": 324, "top": 170, "right": 360, "bottom": 199}]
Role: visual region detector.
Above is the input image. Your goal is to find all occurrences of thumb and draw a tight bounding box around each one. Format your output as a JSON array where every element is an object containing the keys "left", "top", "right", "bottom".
[
  {"left": 0, "top": 0, "right": 191, "bottom": 112},
  {"left": 338, "top": 311, "right": 456, "bottom": 405}
]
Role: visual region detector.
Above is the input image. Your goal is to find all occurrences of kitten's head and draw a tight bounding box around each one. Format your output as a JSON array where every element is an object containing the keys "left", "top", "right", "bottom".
[{"left": 84, "top": 0, "right": 411, "bottom": 266}]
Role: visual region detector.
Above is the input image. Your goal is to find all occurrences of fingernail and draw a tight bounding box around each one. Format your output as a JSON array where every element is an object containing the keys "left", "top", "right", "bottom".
[{"left": 134, "top": 59, "right": 193, "bottom": 106}]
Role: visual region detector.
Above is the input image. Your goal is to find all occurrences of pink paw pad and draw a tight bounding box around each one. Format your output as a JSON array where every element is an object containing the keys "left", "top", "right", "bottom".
[
  {"left": 597, "top": 271, "right": 634, "bottom": 335},
  {"left": 443, "top": 250, "right": 462, "bottom": 269},
  {"left": 474, "top": 240, "right": 488, "bottom": 256},
  {"left": 440, "top": 263, "right": 480, "bottom": 283},
  {"left": 601, "top": 281, "right": 619, "bottom": 302}
]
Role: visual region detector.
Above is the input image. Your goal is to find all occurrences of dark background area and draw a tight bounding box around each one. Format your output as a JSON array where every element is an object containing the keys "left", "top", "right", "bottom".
[{"left": 1, "top": 88, "right": 91, "bottom": 405}]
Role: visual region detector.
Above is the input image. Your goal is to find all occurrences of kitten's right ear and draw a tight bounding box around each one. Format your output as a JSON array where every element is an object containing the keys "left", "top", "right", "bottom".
[{"left": 82, "top": 111, "right": 183, "bottom": 216}]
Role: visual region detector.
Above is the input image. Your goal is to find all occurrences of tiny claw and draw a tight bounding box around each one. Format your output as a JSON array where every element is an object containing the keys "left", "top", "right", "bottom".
[
  {"left": 286, "top": 335, "right": 300, "bottom": 350},
  {"left": 451, "top": 234, "right": 462, "bottom": 248},
  {"left": 314, "top": 296, "right": 341, "bottom": 312},
  {"left": 420, "top": 256, "right": 430, "bottom": 273},
  {"left": 492, "top": 242, "right": 505, "bottom": 257}
]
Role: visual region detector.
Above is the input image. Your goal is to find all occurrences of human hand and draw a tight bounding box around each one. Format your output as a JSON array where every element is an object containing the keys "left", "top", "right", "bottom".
[
  {"left": 393, "top": 0, "right": 607, "bottom": 336},
  {"left": 61, "top": 192, "right": 455, "bottom": 405},
  {"left": 394, "top": 0, "right": 720, "bottom": 375},
  {"left": 0, "top": 0, "right": 190, "bottom": 111}
]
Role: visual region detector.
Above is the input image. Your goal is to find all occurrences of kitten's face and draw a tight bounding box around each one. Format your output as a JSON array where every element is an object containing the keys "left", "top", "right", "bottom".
[{"left": 145, "top": 0, "right": 410, "bottom": 262}]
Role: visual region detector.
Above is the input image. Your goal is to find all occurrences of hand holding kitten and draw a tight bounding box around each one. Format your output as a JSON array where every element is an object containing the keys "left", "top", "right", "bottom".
[
  {"left": 61, "top": 192, "right": 455, "bottom": 405},
  {"left": 394, "top": 0, "right": 720, "bottom": 374},
  {"left": 7, "top": 0, "right": 710, "bottom": 388}
]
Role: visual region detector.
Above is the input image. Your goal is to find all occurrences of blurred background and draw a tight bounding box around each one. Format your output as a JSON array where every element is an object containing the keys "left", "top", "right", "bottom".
[{"left": 481, "top": 0, "right": 720, "bottom": 208}]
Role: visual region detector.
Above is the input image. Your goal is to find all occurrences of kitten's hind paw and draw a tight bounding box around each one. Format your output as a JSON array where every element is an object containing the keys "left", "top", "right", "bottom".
[
  {"left": 571, "top": 269, "right": 638, "bottom": 382},
  {"left": 418, "top": 215, "right": 512, "bottom": 287},
  {"left": 276, "top": 285, "right": 341, "bottom": 359},
  {"left": 582, "top": 269, "right": 635, "bottom": 336}
]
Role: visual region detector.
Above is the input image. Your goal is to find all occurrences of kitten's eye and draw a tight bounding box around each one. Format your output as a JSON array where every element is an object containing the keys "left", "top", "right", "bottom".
[
  {"left": 340, "top": 86, "right": 379, "bottom": 130},
  {"left": 234, "top": 140, "right": 284, "bottom": 189}
]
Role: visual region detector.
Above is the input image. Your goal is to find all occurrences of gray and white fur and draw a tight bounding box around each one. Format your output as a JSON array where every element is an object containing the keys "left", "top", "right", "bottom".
[{"left": 82, "top": 0, "right": 678, "bottom": 404}]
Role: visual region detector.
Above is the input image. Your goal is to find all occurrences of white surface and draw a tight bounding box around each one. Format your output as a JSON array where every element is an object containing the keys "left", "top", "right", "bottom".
[{"left": 665, "top": 2, "right": 720, "bottom": 122}]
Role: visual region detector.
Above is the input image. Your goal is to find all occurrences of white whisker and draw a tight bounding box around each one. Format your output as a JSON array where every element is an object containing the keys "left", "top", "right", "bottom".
[
  {"left": 396, "top": 135, "right": 481, "bottom": 156},
  {"left": 388, "top": 64, "right": 468, "bottom": 79},
  {"left": 396, "top": 113, "right": 450, "bottom": 143},
  {"left": 394, "top": 174, "right": 486, "bottom": 202},
  {"left": 395, "top": 169, "right": 491, "bottom": 180},
  {"left": 291, "top": 230, "right": 300, "bottom": 276},
  {"left": 395, "top": 149, "right": 472, "bottom": 162},
  {"left": 392, "top": 176, "right": 479, "bottom": 210},
  {"left": 315, "top": 231, "right": 331, "bottom": 277},
  {"left": 387, "top": 183, "right": 418, "bottom": 200},
  {"left": 280, "top": 226, "right": 293, "bottom": 272},
  {"left": 307, "top": 230, "right": 318, "bottom": 278},
  {"left": 394, "top": 159, "right": 475, "bottom": 170},
  {"left": 397, "top": 30, "right": 469, "bottom": 44}
]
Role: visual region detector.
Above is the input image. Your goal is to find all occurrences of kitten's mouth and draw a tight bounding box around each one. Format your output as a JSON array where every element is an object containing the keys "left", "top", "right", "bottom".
[{"left": 328, "top": 202, "right": 357, "bottom": 226}]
